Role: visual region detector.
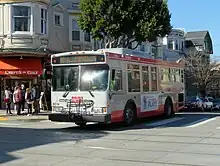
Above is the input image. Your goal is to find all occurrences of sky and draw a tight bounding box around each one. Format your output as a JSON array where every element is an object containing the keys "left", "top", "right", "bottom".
[{"left": 168, "top": 0, "right": 220, "bottom": 60}]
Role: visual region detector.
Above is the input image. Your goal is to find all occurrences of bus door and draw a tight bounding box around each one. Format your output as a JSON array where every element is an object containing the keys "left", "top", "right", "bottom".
[{"left": 109, "top": 68, "right": 124, "bottom": 114}]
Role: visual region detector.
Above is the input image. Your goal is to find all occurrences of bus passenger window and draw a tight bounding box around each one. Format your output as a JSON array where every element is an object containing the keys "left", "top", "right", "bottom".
[
  {"left": 111, "top": 69, "right": 122, "bottom": 91},
  {"left": 151, "top": 67, "right": 157, "bottom": 91},
  {"left": 142, "top": 66, "right": 149, "bottom": 92},
  {"left": 127, "top": 64, "right": 140, "bottom": 92}
]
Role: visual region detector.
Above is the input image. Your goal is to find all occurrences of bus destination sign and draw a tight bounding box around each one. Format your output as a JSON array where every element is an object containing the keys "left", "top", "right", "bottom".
[{"left": 52, "top": 55, "right": 105, "bottom": 64}]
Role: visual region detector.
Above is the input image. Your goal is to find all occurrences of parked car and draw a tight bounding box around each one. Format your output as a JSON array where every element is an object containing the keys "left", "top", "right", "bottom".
[
  {"left": 184, "top": 96, "right": 213, "bottom": 111},
  {"left": 199, "top": 97, "right": 213, "bottom": 111},
  {"left": 208, "top": 97, "right": 220, "bottom": 111}
]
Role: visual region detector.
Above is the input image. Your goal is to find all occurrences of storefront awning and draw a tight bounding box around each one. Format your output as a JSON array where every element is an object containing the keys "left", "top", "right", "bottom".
[{"left": 0, "top": 58, "right": 42, "bottom": 76}]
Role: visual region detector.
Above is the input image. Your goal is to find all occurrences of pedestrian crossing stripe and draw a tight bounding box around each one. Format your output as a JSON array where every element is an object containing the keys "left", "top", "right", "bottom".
[{"left": 0, "top": 117, "right": 8, "bottom": 120}]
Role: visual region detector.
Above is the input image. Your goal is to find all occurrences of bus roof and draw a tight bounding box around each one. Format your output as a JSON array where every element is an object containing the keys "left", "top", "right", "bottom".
[{"left": 51, "top": 48, "right": 184, "bottom": 67}]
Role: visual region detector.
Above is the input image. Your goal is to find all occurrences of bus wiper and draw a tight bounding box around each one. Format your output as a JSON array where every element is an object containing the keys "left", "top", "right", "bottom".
[
  {"left": 88, "top": 90, "right": 94, "bottom": 98},
  {"left": 62, "top": 90, "right": 70, "bottom": 98},
  {"left": 62, "top": 83, "right": 75, "bottom": 98}
]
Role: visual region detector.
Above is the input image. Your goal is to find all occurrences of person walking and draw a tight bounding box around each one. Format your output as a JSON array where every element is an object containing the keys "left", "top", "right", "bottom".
[
  {"left": 4, "top": 86, "right": 12, "bottom": 114},
  {"left": 25, "top": 88, "right": 33, "bottom": 115}
]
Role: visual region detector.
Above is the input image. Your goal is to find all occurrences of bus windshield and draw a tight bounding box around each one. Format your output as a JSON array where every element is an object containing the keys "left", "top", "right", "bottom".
[
  {"left": 80, "top": 64, "right": 109, "bottom": 91},
  {"left": 52, "top": 64, "right": 109, "bottom": 92}
]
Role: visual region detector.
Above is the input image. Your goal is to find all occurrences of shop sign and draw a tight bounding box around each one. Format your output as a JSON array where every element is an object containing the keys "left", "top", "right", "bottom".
[{"left": 2, "top": 70, "right": 41, "bottom": 75}]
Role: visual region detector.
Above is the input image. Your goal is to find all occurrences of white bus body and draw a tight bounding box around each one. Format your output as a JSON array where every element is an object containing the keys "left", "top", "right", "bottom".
[{"left": 49, "top": 48, "right": 185, "bottom": 126}]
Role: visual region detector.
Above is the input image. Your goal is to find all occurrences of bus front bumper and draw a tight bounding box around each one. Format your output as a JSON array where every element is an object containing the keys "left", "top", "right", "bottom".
[{"left": 48, "top": 113, "right": 111, "bottom": 123}]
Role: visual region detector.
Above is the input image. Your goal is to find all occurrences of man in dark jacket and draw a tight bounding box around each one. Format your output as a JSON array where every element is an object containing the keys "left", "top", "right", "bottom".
[{"left": 32, "top": 84, "right": 41, "bottom": 114}]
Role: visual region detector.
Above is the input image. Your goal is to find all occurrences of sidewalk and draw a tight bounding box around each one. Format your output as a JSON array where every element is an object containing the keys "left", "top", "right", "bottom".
[{"left": 0, "top": 109, "right": 50, "bottom": 121}]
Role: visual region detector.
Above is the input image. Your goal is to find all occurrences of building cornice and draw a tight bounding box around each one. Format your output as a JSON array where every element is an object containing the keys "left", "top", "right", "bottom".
[{"left": 0, "top": 0, "right": 50, "bottom": 5}]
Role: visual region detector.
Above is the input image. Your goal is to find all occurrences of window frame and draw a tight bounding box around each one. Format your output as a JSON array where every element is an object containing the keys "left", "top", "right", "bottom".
[
  {"left": 127, "top": 63, "right": 141, "bottom": 93},
  {"left": 72, "top": 19, "right": 80, "bottom": 41},
  {"left": 110, "top": 68, "right": 123, "bottom": 92},
  {"left": 150, "top": 66, "right": 158, "bottom": 91},
  {"left": 141, "top": 65, "right": 149, "bottom": 92},
  {"left": 12, "top": 5, "right": 32, "bottom": 35},
  {"left": 53, "top": 12, "right": 63, "bottom": 27},
  {"left": 40, "top": 8, "right": 48, "bottom": 34}
]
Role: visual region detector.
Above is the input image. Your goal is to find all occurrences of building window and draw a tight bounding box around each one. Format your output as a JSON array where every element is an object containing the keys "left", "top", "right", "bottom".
[
  {"left": 41, "top": 9, "right": 47, "bottom": 34},
  {"left": 142, "top": 66, "right": 149, "bottom": 92},
  {"left": 175, "top": 40, "right": 178, "bottom": 50},
  {"left": 72, "top": 20, "right": 80, "bottom": 40},
  {"left": 13, "top": 6, "right": 31, "bottom": 32},
  {"left": 84, "top": 32, "right": 91, "bottom": 42},
  {"left": 127, "top": 64, "right": 140, "bottom": 92},
  {"left": 55, "top": 15, "right": 60, "bottom": 25},
  {"left": 53, "top": 12, "right": 63, "bottom": 26},
  {"left": 168, "top": 40, "right": 173, "bottom": 50}
]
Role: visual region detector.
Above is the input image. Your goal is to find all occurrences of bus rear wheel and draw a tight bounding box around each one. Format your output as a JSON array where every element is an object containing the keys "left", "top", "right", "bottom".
[
  {"left": 164, "top": 99, "right": 174, "bottom": 118},
  {"left": 124, "top": 104, "right": 136, "bottom": 126}
]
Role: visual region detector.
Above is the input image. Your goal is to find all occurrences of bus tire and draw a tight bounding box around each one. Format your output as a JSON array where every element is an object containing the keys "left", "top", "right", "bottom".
[
  {"left": 124, "top": 102, "right": 137, "bottom": 126},
  {"left": 75, "top": 121, "right": 87, "bottom": 127},
  {"left": 164, "top": 98, "right": 174, "bottom": 118}
]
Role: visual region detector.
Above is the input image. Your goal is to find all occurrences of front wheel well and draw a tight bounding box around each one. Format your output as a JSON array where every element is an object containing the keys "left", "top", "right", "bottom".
[{"left": 124, "top": 99, "right": 137, "bottom": 113}]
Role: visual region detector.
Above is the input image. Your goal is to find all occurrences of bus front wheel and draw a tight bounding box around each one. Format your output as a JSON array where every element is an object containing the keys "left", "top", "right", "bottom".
[
  {"left": 75, "top": 121, "right": 87, "bottom": 127},
  {"left": 124, "top": 103, "right": 137, "bottom": 126}
]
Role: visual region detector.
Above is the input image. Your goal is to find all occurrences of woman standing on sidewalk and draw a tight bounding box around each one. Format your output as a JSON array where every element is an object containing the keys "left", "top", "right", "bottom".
[
  {"left": 4, "top": 86, "right": 12, "bottom": 114},
  {"left": 25, "top": 88, "right": 33, "bottom": 115}
]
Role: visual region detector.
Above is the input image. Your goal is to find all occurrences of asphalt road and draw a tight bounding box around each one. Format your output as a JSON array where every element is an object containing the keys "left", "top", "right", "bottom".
[{"left": 1, "top": 112, "right": 220, "bottom": 166}]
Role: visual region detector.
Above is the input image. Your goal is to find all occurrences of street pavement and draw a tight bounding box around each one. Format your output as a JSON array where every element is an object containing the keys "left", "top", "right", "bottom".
[{"left": 1, "top": 112, "right": 220, "bottom": 166}]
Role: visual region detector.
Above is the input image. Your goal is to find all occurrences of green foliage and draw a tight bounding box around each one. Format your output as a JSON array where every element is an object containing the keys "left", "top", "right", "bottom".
[{"left": 78, "top": 0, "right": 172, "bottom": 48}]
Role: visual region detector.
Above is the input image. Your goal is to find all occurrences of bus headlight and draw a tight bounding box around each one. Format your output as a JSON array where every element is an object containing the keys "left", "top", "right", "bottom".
[{"left": 53, "top": 106, "right": 64, "bottom": 112}]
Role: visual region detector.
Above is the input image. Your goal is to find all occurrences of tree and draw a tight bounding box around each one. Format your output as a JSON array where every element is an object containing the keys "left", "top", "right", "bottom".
[
  {"left": 184, "top": 49, "right": 220, "bottom": 96},
  {"left": 78, "top": 0, "right": 172, "bottom": 49}
]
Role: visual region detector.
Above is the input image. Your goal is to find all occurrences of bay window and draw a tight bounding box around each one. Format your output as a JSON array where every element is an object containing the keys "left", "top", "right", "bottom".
[
  {"left": 41, "top": 9, "right": 47, "bottom": 34},
  {"left": 13, "top": 6, "right": 31, "bottom": 32}
]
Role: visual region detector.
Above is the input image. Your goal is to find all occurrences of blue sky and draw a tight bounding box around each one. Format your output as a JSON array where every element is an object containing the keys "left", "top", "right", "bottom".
[{"left": 168, "top": 0, "right": 220, "bottom": 59}]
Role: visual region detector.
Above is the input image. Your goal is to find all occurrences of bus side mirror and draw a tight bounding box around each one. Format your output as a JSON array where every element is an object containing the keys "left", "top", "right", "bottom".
[{"left": 65, "top": 85, "right": 70, "bottom": 91}]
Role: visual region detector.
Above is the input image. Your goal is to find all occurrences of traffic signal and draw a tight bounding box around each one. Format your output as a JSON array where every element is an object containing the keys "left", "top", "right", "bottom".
[{"left": 43, "top": 62, "right": 52, "bottom": 79}]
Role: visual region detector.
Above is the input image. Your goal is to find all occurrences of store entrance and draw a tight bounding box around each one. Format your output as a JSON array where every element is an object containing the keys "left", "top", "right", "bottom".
[{"left": 6, "top": 79, "right": 33, "bottom": 91}]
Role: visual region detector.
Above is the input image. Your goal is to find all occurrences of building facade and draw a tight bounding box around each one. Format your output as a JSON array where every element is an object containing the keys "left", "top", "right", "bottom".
[
  {"left": 0, "top": 0, "right": 50, "bottom": 108},
  {"left": 162, "top": 28, "right": 185, "bottom": 62}
]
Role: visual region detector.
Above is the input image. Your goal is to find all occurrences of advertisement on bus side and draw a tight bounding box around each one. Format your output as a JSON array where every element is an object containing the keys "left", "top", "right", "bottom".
[{"left": 141, "top": 94, "right": 159, "bottom": 112}]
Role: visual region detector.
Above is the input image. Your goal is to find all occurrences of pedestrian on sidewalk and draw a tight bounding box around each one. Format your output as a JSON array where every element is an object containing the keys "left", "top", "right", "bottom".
[
  {"left": 14, "top": 86, "right": 22, "bottom": 115},
  {"left": 32, "top": 84, "right": 40, "bottom": 114},
  {"left": 25, "top": 88, "right": 33, "bottom": 115},
  {"left": 20, "top": 83, "right": 26, "bottom": 112},
  {"left": 4, "top": 86, "right": 12, "bottom": 114}
]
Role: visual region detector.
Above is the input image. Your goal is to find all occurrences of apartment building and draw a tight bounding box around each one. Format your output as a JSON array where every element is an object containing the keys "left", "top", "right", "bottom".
[
  {"left": 162, "top": 28, "right": 185, "bottom": 62},
  {"left": 0, "top": 0, "right": 51, "bottom": 108}
]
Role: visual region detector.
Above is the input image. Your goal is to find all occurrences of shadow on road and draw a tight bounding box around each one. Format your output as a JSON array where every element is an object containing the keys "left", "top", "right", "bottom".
[
  {"left": 63, "top": 112, "right": 220, "bottom": 132},
  {"left": 0, "top": 126, "right": 108, "bottom": 164}
]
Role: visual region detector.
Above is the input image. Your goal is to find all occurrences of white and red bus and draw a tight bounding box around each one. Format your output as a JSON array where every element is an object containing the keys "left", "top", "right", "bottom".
[{"left": 48, "top": 48, "right": 185, "bottom": 126}]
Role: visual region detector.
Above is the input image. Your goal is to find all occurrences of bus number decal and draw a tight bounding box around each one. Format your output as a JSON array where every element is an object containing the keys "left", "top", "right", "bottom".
[{"left": 141, "top": 94, "right": 159, "bottom": 112}]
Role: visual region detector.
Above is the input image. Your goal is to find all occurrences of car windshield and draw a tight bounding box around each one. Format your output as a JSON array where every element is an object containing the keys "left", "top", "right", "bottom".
[
  {"left": 52, "top": 66, "right": 79, "bottom": 91},
  {"left": 80, "top": 64, "right": 109, "bottom": 91},
  {"left": 52, "top": 64, "right": 109, "bottom": 92}
]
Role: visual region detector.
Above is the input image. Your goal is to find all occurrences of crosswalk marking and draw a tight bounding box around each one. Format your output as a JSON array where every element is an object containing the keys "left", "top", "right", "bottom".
[
  {"left": 0, "top": 117, "right": 8, "bottom": 121},
  {"left": 145, "top": 117, "right": 184, "bottom": 127},
  {"left": 184, "top": 117, "right": 217, "bottom": 128}
]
